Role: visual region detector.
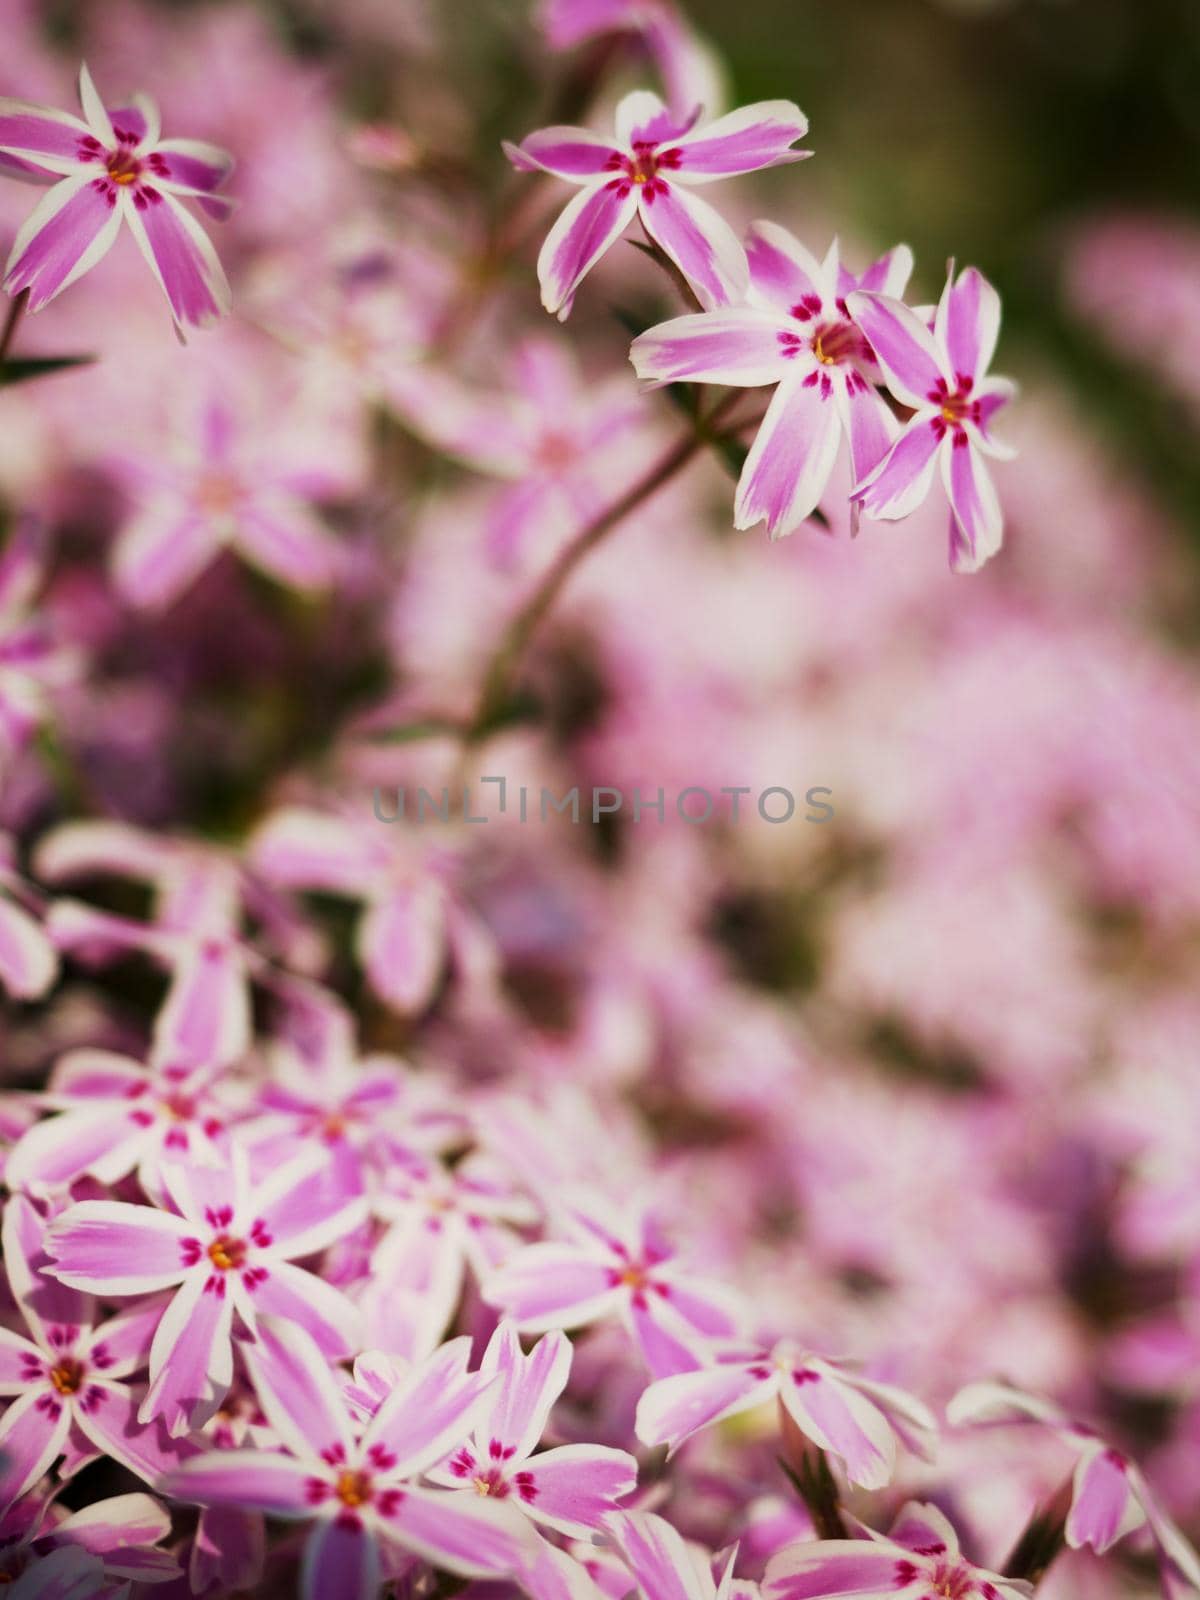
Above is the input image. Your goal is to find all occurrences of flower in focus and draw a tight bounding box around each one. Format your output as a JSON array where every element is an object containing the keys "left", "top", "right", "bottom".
[
  {"left": 636, "top": 1340, "right": 936, "bottom": 1489},
  {"left": 0, "top": 64, "right": 233, "bottom": 329},
  {"left": 45, "top": 1147, "right": 366, "bottom": 1435},
  {"left": 763, "top": 1503, "right": 1028, "bottom": 1600},
  {"left": 948, "top": 1380, "right": 1200, "bottom": 1593},
  {"left": 505, "top": 90, "right": 808, "bottom": 319},
  {"left": 167, "top": 1320, "right": 536, "bottom": 1599},
  {"left": 848, "top": 265, "right": 1016, "bottom": 571},
  {"left": 631, "top": 228, "right": 913, "bottom": 537}
]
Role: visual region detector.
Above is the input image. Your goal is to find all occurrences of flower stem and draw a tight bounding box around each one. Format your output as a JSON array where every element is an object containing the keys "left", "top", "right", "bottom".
[
  {"left": 1003, "top": 1476, "right": 1072, "bottom": 1587},
  {"left": 0, "top": 291, "right": 29, "bottom": 369},
  {"left": 462, "top": 393, "right": 742, "bottom": 745}
]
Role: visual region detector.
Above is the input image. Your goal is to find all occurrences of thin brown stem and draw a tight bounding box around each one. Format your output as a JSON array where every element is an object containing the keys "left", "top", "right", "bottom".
[
  {"left": 0, "top": 290, "right": 29, "bottom": 368},
  {"left": 463, "top": 393, "right": 743, "bottom": 745}
]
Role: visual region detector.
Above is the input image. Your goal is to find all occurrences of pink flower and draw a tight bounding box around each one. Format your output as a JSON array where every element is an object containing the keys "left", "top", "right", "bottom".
[
  {"left": 848, "top": 265, "right": 1016, "bottom": 571},
  {"left": 0, "top": 518, "right": 80, "bottom": 781},
  {"left": 44, "top": 1147, "right": 366, "bottom": 1436},
  {"left": 0, "top": 1490, "right": 181, "bottom": 1590},
  {"left": 631, "top": 228, "right": 913, "bottom": 537},
  {"left": 4, "top": 1046, "right": 228, "bottom": 1200},
  {"left": 763, "top": 1502, "right": 1029, "bottom": 1600},
  {"left": 0, "top": 1196, "right": 185, "bottom": 1513},
  {"left": 166, "top": 1319, "right": 536, "bottom": 1598},
  {"left": 636, "top": 1340, "right": 935, "bottom": 1490},
  {"left": 506, "top": 90, "right": 808, "bottom": 319},
  {"left": 605, "top": 1510, "right": 758, "bottom": 1600},
  {"left": 948, "top": 1381, "right": 1200, "bottom": 1595},
  {"left": 111, "top": 395, "right": 344, "bottom": 611},
  {"left": 0, "top": 64, "right": 233, "bottom": 329},
  {"left": 483, "top": 1196, "right": 744, "bottom": 1377}
]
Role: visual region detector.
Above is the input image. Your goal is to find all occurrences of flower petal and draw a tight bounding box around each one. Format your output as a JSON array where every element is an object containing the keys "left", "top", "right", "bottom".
[
  {"left": 153, "top": 137, "right": 234, "bottom": 194},
  {"left": 606, "top": 1511, "right": 712, "bottom": 1600},
  {"left": 6, "top": 1107, "right": 149, "bottom": 1196},
  {"left": 0, "top": 1389, "right": 70, "bottom": 1512},
  {"left": 833, "top": 373, "right": 898, "bottom": 489},
  {"left": 780, "top": 1364, "right": 896, "bottom": 1490},
  {"left": 935, "top": 265, "right": 1000, "bottom": 382},
  {"left": 3, "top": 175, "right": 123, "bottom": 311},
  {"left": 846, "top": 290, "right": 947, "bottom": 408},
  {"left": 46, "top": 1202, "right": 192, "bottom": 1296},
  {"left": 0, "top": 897, "right": 57, "bottom": 1000},
  {"left": 763, "top": 1539, "right": 909, "bottom": 1599},
  {"left": 0, "top": 99, "right": 93, "bottom": 175},
  {"left": 233, "top": 497, "right": 339, "bottom": 591},
  {"left": 636, "top": 1361, "right": 777, "bottom": 1454},
  {"left": 614, "top": 91, "right": 673, "bottom": 148},
  {"left": 301, "top": 1516, "right": 380, "bottom": 1600},
  {"left": 121, "top": 187, "right": 230, "bottom": 329},
  {"left": 630, "top": 307, "right": 794, "bottom": 388},
  {"left": 358, "top": 881, "right": 446, "bottom": 1013},
  {"left": 112, "top": 507, "right": 221, "bottom": 611},
  {"left": 537, "top": 180, "right": 639, "bottom": 319},
  {"left": 843, "top": 243, "right": 914, "bottom": 299},
  {"left": 1065, "top": 1447, "right": 1143, "bottom": 1554},
  {"left": 853, "top": 416, "right": 942, "bottom": 522},
  {"left": 638, "top": 181, "right": 748, "bottom": 309},
  {"left": 670, "top": 101, "right": 809, "bottom": 181},
  {"left": 734, "top": 367, "right": 843, "bottom": 538},
  {"left": 363, "top": 1338, "right": 493, "bottom": 1480},
  {"left": 942, "top": 437, "right": 1002, "bottom": 573},
  {"left": 378, "top": 1485, "right": 534, "bottom": 1579},
  {"left": 153, "top": 939, "right": 251, "bottom": 1071},
  {"left": 484, "top": 1245, "right": 624, "bottom": 1333},
  {"left": 481, "top": 1322, "right": 571, "bottom": 1461},
  {"left": 167, "top": 1448, "right": 317, "bottom": 1516},
  {"left": 76, "top": 64, "right": 114, "bottom": 146},
  {"left": 3, "top": 1192, "right": 94, "bottom": 1343},
  {"left": 249, "top": 1261, "right": 363, "bottom": 1359},
  {"left": 241, "top": 1318, "right": 354, "bottom": 1466},
  {"left": 745, "top": 221, "right": 831, "bottom": 316},
  {"left": 519, "top": 1444, "right": 638, "bottom": 1538},
  {"left": 506, "top": 127, "right": 622, "bottom": 180},
  {"left": 73, "top": 1381, "right": 193, "bottom": 1487},
  {"left": 139, "top": 1270, "right": 233, "bottom": 1436}
]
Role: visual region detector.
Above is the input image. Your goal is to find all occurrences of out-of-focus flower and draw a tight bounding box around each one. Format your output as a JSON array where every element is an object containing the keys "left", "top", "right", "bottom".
[
  {"left": 167, "top": 1319, "right": 536, "bottom": 1598},
  {"left": 484, "top": 1194, "right": 744, "bottom": 1377},
  {"left": 849, "top": 265, "right": 1015, "bottom": 571},
  {"left": 0, "top": 835, "right": 56, "bottom": 1000},
  {"left": 949, "top": 1382, "right": 1200, "bottom": 1592},
  {"left": 110, "top": 393, "right": 344, "bottom": 610},
  {"left": 763, "top": 1502, "right": 1029, "bottom": 1600},
  {"left": 45, "top": 1147, "right": 366, "bottom": 1435},
  {"left": 506, "top": 91, "right": 808, "bottom": 318},
  {"left": 632, "top": 229, "right": 913, "bottom": 537},
  {"left": 0, "top": 1490, "right": 181, "bottom": 1591},
  {"left": 0, "top": 64, "right": 232, "bottom": 328},
  {"left": 636, "top": 1341, "right": 935, "bottom": 1489},
  {"left": 539, "top": 1, "right": 726, "bottom": 126},
  {"left": 0, "top": 518, "right": 80, "bottom": 780},
  {"left": 606, "top": 1509, "right": 758, "bottom": 1600}
]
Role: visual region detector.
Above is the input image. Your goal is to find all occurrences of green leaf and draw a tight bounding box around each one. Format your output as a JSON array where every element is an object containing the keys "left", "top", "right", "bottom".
[{"left": 0, "top": 354, "right": 96, "bottom": 387}]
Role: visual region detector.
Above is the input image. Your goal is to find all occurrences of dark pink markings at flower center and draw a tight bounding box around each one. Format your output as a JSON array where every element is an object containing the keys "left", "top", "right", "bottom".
[
  {"left": 603, "top": 140, "right": 683, "bottom": 202},
  {"left": 180, "top": 1211, "right": 272, "bottom": 1295},
  {"left": 77, "top": 129, "right": 169, "bottom": 209},
  {"left": 307, "top": 1443, "right": 403, "bottom": 1530},
  {"left": 929, "top": 375, "right": 983, "bottom": 447}
]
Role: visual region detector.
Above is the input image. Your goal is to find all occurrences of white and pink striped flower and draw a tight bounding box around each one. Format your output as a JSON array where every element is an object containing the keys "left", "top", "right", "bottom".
[
  {"left": 0, "top": 64, "right": 233, "bottom": 329},
  {"left": 763, "top": 1503, "right": 1029, "bottom": 1600},
  {"left": 483, "top": 1195, "right": 744, "bottom": 1378},
  {"left": 0, "top": 1197, "right": 185, "bottom": 1514},
  {"left": 848, "top": 264, "right": 1016, "bottom": 571},
  {"left": 167, "top": 1319, "right": 536, "bottom": 1599},
  {"left": 44, "top": 1148, "right": 365, "bottom": 1436},
  {"left": 636, "top": 1340, "right": 936, "bottom": 1490},
  {"left": 948, "top": 1380, "right": 1200, "bottom": 1593},
  {"left": 631, "top": 227, "right": 913, "bottom": 537},
  {"left": 606, "top": 1510, "right": 760, "bottom": 1600},
  {"left": 506, "top": 90, "right": 808, "bottom": 319}
]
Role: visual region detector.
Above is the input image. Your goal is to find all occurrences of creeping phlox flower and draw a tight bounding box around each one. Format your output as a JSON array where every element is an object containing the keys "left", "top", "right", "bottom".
[
  {"left": 0, "top": 64, "right": 233, "bottom": 328},
  {"left": 848, "top": 265, "right": 1016, "bottom": 571},
  {"left": 351, "top": 1321, "right": 638, "bottom": 1600},
  {"left": 762, "top": 1503, "right": 1030, "bottom": 1600},
  {"left": 167, "top": 1320, "right": 536, "bottom": 1600},
  {"left": 484, "top": 1195, "right": 744, "bottom": 1377},
  {"left": 506, "top": 90, "right": 808, "bottom": 319},
  {"left": 948, "top": 1381, "right": 1200, "bottom": 1591},
  {"left": 44, "top": 1148, "right": 366, "bottom": 1436},
  {"left": 632, "top": 227, "right": 913, "bottom": 538},
  {"left": 636, "top": 1340, "right": 936, "bottom": 1490},
  {"left": 0, "top": 1197, "right": 182, "bottom": 1511}
]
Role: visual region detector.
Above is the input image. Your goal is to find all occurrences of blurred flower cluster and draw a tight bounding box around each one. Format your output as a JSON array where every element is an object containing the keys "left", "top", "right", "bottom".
[{"left": 0, "top": 0, "right": 1197, "bottom": 1597}]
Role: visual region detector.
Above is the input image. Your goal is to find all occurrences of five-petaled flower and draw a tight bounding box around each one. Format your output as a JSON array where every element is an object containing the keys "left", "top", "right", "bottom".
[
  {"left": 44, "top": 1148, "right": 365, "bottom": 1436},
  {"left": 166, "top": 1320, "right": 536, "bottom": 1600},
  {"left": 847, "top": 265, "right": 1016, "bottom": 572},
  {"left": 632, "top": 227, "right": 913, "bottom": 538},
  {"left": 636, "top": 1338, "right": 935, "bottom": 1490},
  {"left": 506, "top": 90, "right": 808, "bottom": 319},
  {"left": 0, "top": 63, "right": 232, "bottom": 328},
  {"left": 763, "top": 1503, "right": 1030, "bottom": 1600}
]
